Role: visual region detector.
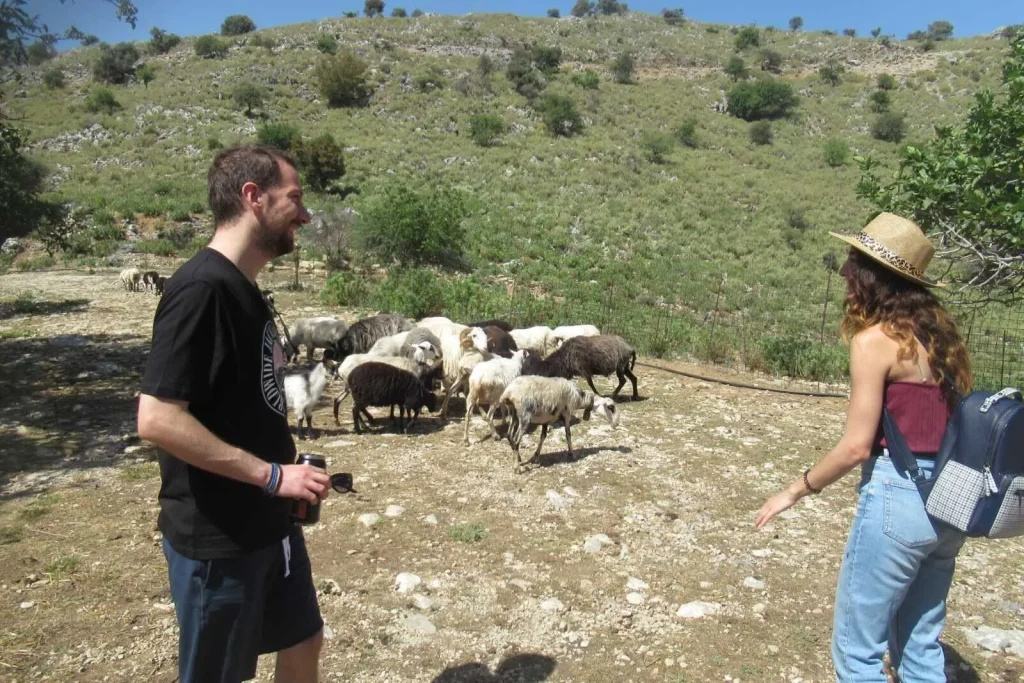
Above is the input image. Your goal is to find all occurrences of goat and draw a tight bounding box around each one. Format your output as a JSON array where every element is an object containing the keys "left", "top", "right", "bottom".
[
  {"left": 283, "top": 358, "right": 338, "bottom": 440},
  {"left": 346, "top": 363, "right": 438, "bottom": 434}
]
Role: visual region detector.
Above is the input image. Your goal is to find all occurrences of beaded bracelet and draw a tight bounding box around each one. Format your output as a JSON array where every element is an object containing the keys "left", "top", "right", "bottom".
[
  {"left": 803, "top": 468, "right": 822, "bottom": 495},
  {"left": 262, "top": 462, "right": 282, "bottom": 496}
]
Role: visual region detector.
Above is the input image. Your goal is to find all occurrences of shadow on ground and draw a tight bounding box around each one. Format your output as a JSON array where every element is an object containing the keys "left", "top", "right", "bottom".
[
  {"left": 0, "top": 333, "right": 149, "bottom": 497},
  {"left": 431, "top": 653, "right": 556, "bottom": 683}
]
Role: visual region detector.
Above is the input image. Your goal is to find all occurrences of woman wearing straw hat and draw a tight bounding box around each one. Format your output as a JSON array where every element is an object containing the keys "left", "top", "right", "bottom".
[{"left": 754, "top": 212, "right": 973, "bottom": 682}]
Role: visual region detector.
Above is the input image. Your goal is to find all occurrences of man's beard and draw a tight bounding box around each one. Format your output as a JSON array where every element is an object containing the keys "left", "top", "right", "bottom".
[{"left": 255, "top": 220, "right": 294, "bottom": 258}]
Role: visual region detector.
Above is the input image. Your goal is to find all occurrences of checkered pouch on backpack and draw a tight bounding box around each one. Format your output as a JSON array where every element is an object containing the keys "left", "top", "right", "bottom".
[{"left": 884, "top": 388, "right": 1024, "bottom": 539}]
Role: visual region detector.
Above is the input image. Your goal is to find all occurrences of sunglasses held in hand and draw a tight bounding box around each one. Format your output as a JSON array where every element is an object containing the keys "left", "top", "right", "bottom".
[{"left": 330, "top": 472, "right": 356, "bottom": 494}]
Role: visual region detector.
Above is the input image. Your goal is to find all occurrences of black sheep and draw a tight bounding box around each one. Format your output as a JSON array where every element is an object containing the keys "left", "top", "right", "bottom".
[
  {"left": 522, "top": 334, "right": 638, "bottom": 400},
  {"left": 482, "top": 325, "right": 518, "bottom": 358},
  {"left": 467, "top": 319, "right": 513, "bottom": 332},
  {"left": 347, "top": 362, "right": 438, "bottom": 434}
]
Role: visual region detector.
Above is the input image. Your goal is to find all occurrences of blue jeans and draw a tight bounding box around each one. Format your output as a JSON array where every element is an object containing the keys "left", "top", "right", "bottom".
[{"left": 832, "top": 454, "right": 966, "bottom": 682}]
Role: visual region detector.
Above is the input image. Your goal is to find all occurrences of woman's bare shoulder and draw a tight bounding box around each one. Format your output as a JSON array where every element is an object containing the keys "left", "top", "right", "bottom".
[{"left": 850, "top": 324, "right": 897, "bottom": 351}]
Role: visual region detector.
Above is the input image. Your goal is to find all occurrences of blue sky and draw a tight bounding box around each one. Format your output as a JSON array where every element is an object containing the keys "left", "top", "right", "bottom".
[{"left": 29, "top": 0, "right": 1020, "bottom": 47}]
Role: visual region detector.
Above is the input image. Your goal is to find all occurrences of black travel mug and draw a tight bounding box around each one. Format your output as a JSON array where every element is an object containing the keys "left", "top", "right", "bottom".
[{"left": 291, "top": 453, "right": 326, "bottom": 525}]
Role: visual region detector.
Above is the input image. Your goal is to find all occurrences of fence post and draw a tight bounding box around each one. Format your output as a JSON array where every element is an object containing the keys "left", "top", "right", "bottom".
[
  {"left": 709, "top": 273, "right": 726, "bottom": 355},
  {"left": 1000, "top": 332, "right": 1008, "bottom": 387},
  {"left": 508, "top": 278, "right": 516, "bottom": 324},
  {"left": 292, "top": 246, "right": 300, "bottom": 290},
  {"left": 820, "top": 267, "right": 833, "bottom": 345}
]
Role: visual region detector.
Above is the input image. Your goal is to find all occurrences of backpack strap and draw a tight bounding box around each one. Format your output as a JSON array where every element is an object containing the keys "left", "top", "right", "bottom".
[
  {"left": 980, "top": 388, "right": 1022, "bottom": 413},
  {"left": 882, "top": 407, "right": 930, "bottom": 501}
]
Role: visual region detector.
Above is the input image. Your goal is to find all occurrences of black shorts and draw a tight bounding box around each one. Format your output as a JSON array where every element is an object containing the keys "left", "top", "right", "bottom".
[{"left": 162, "top": 526, "right": 323, "bottom": 683}]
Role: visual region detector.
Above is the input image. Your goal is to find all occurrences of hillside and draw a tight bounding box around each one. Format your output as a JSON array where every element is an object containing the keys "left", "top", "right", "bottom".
[{"left": 5, "top": 13, "right": 1021, "bottom": 383}]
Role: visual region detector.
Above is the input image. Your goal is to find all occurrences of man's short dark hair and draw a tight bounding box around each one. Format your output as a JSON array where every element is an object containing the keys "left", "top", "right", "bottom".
[{"left": 207, "top": 144, "right": 298, "bottom": 226}]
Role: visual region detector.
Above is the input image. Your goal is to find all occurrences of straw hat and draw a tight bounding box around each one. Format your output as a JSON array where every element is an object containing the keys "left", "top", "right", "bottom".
[{"left": 829, "top": 212, "right": 941, "bottom": 287}]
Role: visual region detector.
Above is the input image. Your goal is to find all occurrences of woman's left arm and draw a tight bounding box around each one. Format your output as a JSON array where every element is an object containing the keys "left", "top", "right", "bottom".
[{"left": 754, "top": 332, "right": 890, "bottom": 530}]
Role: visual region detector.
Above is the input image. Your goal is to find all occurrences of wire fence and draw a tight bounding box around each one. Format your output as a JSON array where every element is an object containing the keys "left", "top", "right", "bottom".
[{"left": 441, "top": 262, "right": 1024, "bottom": 392}]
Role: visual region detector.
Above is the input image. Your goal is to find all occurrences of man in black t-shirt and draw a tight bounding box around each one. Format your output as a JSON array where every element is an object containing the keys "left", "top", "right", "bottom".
[{"left": 138, "top": 145, "right": 330, "bottom": 683}]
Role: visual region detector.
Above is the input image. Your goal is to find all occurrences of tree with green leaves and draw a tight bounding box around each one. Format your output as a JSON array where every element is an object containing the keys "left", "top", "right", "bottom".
[
  {"left": 734, "top": 26, "right": 761, "bottom": 50},
  {"left": 870, "top": 111, "right": 905, "bottom": 142},
  {"left": 818, "top": 59, "right": 844, "bottom": 86},
  {"left": 547, "top": 8, "right": 560, "bottom": 17},
  {"left": 843, "top": 28, "right": 856, "bottom": 37},
  {"left": 93, "top": 42, "right": 139, "bottom": 84},
  {"left": 391, "top": 7, "right": 407, "bottom": 17},
  {"left": 221, "top": 15, "right": 256, "bottom": 36},
  {"left": 611, "top": 51, "right": 635, "bottom": 84},
  {"left": 232, "top": 83, "right": 266, "bottom": 117},
  {"left": 469, "top": 113, "right": 506, "bottom": 147},
  {"left": 662, "top": 8, "right": 683, "bottom": 26},
  {"left": 137, "top": 63, "right": 154, "bottom": 88},
  {"left": 571, "top": 0, "right": 594, "bottom": 17},
  {"left": 365, "top": 0, "right": 385, "bottom": 17},
  {"left": 356, "top": 184, "right": 466, "bottom": 269},
  {"left": 871, "top": 27, "right": 882, "bottom": 38},
  {"left": 789, "top": 16, "right": 803, "bottom": 31},
  {"left": 596, "top": 0, "right": 627, "bottom": 15},
  {"left": 724, "top": 55, "right": 748, "bottom": 81},
  {"left": 928, "top": 20, "right": 953, "bottom": 40},
  {"left": 149, "top": 27, "right": 181, "bottom": 54},
  {"left": 536, "top": 93, "right": 584, "bottom": 137},
  {"left": 296, "top": 134, "right": 346, "bottom": 192},
  {"left": 315, "top": 50, "right": 370, "bottom": 107},
  {"left": 857, "top": 36, "right": 1024, "bottom": 300}
]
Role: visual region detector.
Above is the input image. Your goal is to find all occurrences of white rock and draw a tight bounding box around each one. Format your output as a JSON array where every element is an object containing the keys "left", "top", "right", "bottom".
[
  {"left": 583, "top": 534, "right": 612, "bottom": 553},
  {"left": 626, "top": 577, "right": 649, "bottom": 591},
  {"left": 358, "top": 513, "right": 381, "bottom": 527},
  {"left": 384, "top": 505, "right": 405, "bottom": 518},
  {"left": 412, "top": 594, "right": 435, "bottom": 610},
  {"left": 19, "top": 601, "right": 35, "bottom": 609},
  {"left": 324, "top": 439, "right": 356, "bottom": 448},
  {"left": 509, "top": 579, "right": 532, "bottom": 591},
  {"left": 323, "top": 624, "right": 335, "bottom": 639},
  {"left": 395, "top": 573, "right": 422, "bottom": 594},
  {"left": 540, "top": 597, "right": 564, "bottom": 612},
  {"left": 752, "top": 603, "right": 766, "bottom": 615},
  {"left": 779, "top": 510, "right": 801, "bottom": 520},
  {"left": 744, "top": 577, "right": 766, "bottom": 590},
  {"left": 676, "top": 601, "right": 721, "bottom": 619},
  {"left": 751, "top": 548, "right": 773, "bottom": 558},
  {"left": 546, "top": 489, "right": 567, "bottom": 507},
  {"left": 422, "top": 514, "right": 438, "bottom": 525},
  {"left": 626, "top": 592, "right": 645, "bottom": 605},
  {"left": 963, "top": 626, "right": 1024, "bottom": 657},
  {"left": 563, "top": 486, "right": 580, "bottom": 497},
  {"left": 402, "top": 614, "right": 436, "bottom": 635}
]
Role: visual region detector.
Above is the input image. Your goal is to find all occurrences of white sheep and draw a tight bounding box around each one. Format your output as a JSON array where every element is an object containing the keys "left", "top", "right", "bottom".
[
  {"left": 286, "top": 317, "right": 348, "bottom": 362},
  {"left": 438, "top": 332, "right": 494, "bottom": 417},
  {"left": 283, "top": 358, "right": 338, "bottom": 440},
  {"left": 368, "top": 328, "right": 442, "bottom": 368},
  {"left": 463, "top": 349, "right": 529, "bottom": 445},
  {"left": 510, "top": 325, "right": 555, "bottom": 356},
  {"left": 119, "top": 267, "right": 141, "bottom": 292},
  {"left": 498, "top": 376, "right": 620, "bottom": 473},
  {"left": 552, "top": 324, "right": 600, "bottom": 348},
  {"left": 415, "top": 318, "right": 489, "bottom": 418}
]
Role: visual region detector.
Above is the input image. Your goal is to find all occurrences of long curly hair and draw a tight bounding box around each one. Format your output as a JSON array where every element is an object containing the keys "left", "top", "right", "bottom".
[{"left": 839, "top": 248, "right": 972, "bottom": 401}]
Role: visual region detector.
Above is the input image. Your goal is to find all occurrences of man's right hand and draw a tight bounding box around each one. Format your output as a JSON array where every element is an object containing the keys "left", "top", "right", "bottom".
[{"left": 277, "top": 464, "right": 330, "bottom": 503}]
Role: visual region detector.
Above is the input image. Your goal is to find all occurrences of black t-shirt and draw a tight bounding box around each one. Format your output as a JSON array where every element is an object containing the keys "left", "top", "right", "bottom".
[{"left": 141, "top": 248, "right": 296, "bottom": 560}]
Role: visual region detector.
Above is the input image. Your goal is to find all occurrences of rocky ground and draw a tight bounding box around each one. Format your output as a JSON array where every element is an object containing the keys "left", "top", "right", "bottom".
[{"left": 0, "top": 269, "right": 1022, "bottom": 683}]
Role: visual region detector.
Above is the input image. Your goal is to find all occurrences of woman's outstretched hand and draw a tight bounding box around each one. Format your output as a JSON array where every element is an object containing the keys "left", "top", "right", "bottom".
[{"left": 754, "top": 489, "right": 801, "bottom": 530}]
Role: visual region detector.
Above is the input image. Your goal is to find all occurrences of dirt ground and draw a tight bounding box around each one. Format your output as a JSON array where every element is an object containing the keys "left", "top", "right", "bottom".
[{"left": 1, "top": 268, "right": 1022, "bottom": 683}]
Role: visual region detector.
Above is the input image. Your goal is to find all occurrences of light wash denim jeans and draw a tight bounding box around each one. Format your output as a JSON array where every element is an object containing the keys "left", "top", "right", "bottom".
[{"left": 832, "top": 453, "right": 966, "bottom": 682}]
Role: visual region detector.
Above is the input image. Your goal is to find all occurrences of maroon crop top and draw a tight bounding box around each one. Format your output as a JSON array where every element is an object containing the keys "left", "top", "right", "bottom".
[{"left": 874, "top": 382, "right": 951, "bottom": 455}]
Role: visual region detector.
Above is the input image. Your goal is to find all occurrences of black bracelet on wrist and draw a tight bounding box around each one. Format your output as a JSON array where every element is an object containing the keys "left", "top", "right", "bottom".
[{"left": 803, "top": 468, "right": 822, "bottom": 495}]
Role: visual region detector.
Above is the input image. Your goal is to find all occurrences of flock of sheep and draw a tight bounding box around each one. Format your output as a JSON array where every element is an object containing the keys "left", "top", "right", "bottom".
[
  {"left": 118, "top": 267, "right": 166, "bottom": 295},
  {"left": 280, "top": 313, "right": 638, "bottom": 473}
]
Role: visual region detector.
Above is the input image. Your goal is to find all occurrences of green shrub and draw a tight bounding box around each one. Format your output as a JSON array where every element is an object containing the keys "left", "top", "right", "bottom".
[
  {"left": 136, "top": 239, "right": 177, "bottom": 256},
  {"left": 149, "top": 27, "right": 181, "bottom": 54},
  {"left": 547, "top": 8, "right": 560, "bottom": 18},
  {"left": 789, "top": 16, "right": 803, "bottom": 31},
  {"left": 368, "top": 267, "right": 446, "bottom": 319},
  {"left": 411, "top": 8, "right": 424, "bottom": 17},
  {"left": 248, "top": 34, "right": 274, "bottom": 51},
  {"left": 749, "top": 121, "right": 773, "bottom": 145},
  {"left": 207, "top": 136, "right": 223, "bottom": 150},
  {"left": 843, "top": 28, "right": 856, "bottom": 37},
  {"left": 316, "top": 34, "right": 338, "bottom": 54},
  {"left": 158, "top": 224, "right": 197, "bottom": 249},
  {"left": 869, "top": 89, "right": 891, "bottom": 113},
  {"left": 232, "top": 83, "right": 266, "bottom": 116},
  {"left": 871, "top": 112, "right": 906, "bottom": 142},
  {"left": 818, "top": 60, "right": 844, "bottom": 86},
  {"left": 81, "top": 35, "right": 100, "bottom": 46},
  {"left": 724, "top": 55, "right": 748, "bottom": 81},
  {"left": 927, "top": 20, "right": 953, "bottom": 40},
  {"left": 315, "top": 51, "right": 370, "bottom": 107},
  {"left": 759, "top": 335, "right": 847, "bottom": 380},
  {"left": 414, "top": 65, "right": 447, "bottom": 92},
  {"left": 822, "top": 139, "right": 848, "bottom": 167},
  {"left": 1001, "top": 25, "right": 1024, "bottom": 41},
  {"left": 726, "top": 78, "right": 798, "bottom": 120},
  {"left": 365, "top": 0, "right": 385, "bottom": 16},
  {"left": 571, "top": 69, "right": 599, "bottom": 89},
  {"left": 83, "top": 87, "right": 121, "bottom": 115},
  {"left": 641, "top": 132, "right": 674, "bottom": 163},
  {"left": 759, "top": 49, "right": 783, "bottom": 74},
  {"left": 295, "top": 134, "right": 346, "bottom": 192},
  {"left": 611, "top": 51, "right": 635, "bottom": 84},
  {"left": 662, "top": 8, "right": 683, "bottom": 25},
  {"left": 535, "top": 93, "right": 584, "bottom": 137},
  {"left": 93, "top": 42, "right": 139, "bottom": 84},
  {"left": 26, "top": 40, "right": 56, "bottom": 65},
  {"left": 532, "top": 45, "right": 562, "bottom": 74},
  {"left": 469, "top": 113, "right": 506, "bottom": 147},
  {"left": 42, "top": 68, "right": 65, "bottom": 89},
  {"left": 871, "top": 27, "right": 882, "bottom": 38},
  {"left": 391, "top": 7, "right": 407, "bottom": 17},
  {"left": 876, "top": 73, "right": 897, "bottom": 90},
  {"left": 321, "top": 272, "right": 371, "bottom": 307},
  {"left": 89, "top": 223, "right": 124, "bottom": 242},
  {"left": 194, "top": 35, "right": 229, "bottom": 59},
  {"left": 256, "top": 121, "right": 301, "bottom": 151},
  {"left": 448, "top": 522, "right": 488, "bottom": 543},
  {"left": 478, "top": 54, "right": 495, "bottom": 77},
  {"left": 356, "top": 184, "right": 466, "bottom": 269},
  {"left": 221, "top": 15, "right": 256, "bottom": 36},
  {"left": 506, "top": 48, "right": 544, "bottom": 93},
  {"left": 571, "top": 0, "right": 594, "bottom": 17},
  {"left": 15, "top": 255, "right": 55, "bottom": 272},
  {"left": 674, "top": 118, "right": 698, "bottom": 148},
  {"left": 734, "top": 26, "right": 761, "bottom": 50}
]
